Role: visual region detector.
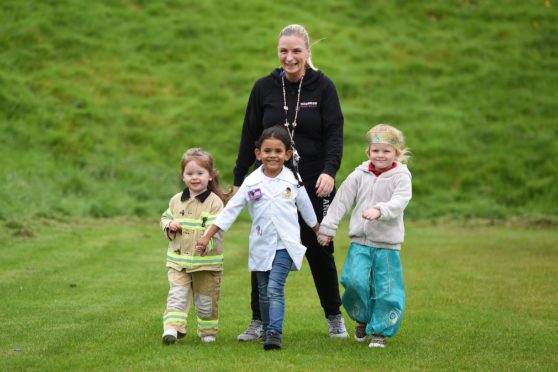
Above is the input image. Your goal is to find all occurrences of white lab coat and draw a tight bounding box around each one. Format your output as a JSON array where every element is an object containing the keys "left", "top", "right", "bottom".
[{"left": 214, "top": 166, "right": 317, "bottom": 271}]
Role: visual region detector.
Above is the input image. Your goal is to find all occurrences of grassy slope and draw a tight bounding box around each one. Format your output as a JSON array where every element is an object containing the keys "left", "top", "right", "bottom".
[
  {"left": 0, "top": 0, "right": 557, "bottom": 220},
  {"left": 0, "top": 220, "right": 556, "bottom": 370}
]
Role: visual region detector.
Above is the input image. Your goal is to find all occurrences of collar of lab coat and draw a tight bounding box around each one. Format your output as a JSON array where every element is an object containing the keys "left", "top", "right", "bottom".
[{"left": 244, "top": 165, "right": 298, "bottom": 187}]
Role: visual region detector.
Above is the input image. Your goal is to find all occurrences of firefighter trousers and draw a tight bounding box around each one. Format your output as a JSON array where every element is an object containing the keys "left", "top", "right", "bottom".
[{"left": 163, "top": 268, "right": 222, "bottom": 337}]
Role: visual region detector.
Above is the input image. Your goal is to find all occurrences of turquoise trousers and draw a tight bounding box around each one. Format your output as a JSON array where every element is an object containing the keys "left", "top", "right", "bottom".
[{"left": 340, "top": 242, "right": 405, "bottom": 337}]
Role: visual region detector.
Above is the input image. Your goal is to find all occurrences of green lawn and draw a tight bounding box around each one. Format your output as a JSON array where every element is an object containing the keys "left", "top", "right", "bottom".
[
  {"left": 1, "top": 1, "right": 556, "bottom": 369},
  {"left": 1, "top": 0, "right": 557, "bottom": 220},
  {"left": 1, "top": 219, "right": 556, "bottom": 371}
]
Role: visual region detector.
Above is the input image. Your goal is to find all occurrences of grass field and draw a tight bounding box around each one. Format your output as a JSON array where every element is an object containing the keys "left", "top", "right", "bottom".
[
  {"left": 1, "top": 1, "right": 557, "bottom": 370},
  {"left": 1, "top": 219, "right": 556, "bottom": 371},
  {"left": 1, "top": 0, "right": 557, "bottom": 221}
]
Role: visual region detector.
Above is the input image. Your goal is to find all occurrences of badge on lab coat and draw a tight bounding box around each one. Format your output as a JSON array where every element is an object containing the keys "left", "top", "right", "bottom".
[
  {"left": 248, "top": 188, "right": 262, "bottom": 201},
  {"left": 282, "top": 187, "right": 293, "bottom": 200}
]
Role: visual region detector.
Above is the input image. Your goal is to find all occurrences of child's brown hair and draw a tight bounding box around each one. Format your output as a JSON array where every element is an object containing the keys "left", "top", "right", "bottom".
[{"left": 180, "top": 148, "right": 232, "bottom": 202}]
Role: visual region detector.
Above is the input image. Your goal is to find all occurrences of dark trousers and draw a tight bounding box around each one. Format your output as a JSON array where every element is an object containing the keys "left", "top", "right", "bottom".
[{"left": 250, "top": 182, "right": 342, "bottom": 319}]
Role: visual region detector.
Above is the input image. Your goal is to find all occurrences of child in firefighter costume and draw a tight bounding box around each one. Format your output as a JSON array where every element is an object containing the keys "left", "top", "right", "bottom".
[{"left": 160, "top": 148, "right": 230, "bottom": 344}]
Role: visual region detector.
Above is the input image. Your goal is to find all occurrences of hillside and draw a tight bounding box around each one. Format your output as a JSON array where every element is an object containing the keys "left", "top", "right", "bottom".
[{"left": 1, "top": 0, "right": 556, "bottom": 220}]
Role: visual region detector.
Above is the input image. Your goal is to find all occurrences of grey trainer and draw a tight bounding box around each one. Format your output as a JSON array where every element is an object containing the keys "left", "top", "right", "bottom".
[
  {"left": 369, "top": 334, "right": 387, "bottom": 348},
  {"left": 237, "top": 320, "right": 264, "bottom": 341},
  {"left": 263, "top": 330, "right": 282, "bottom": 350},
  {"left": 354, "top": 322, "right": 367, "bottom": 342},
  {"left": 327, "top": 314, "right": 349, "bottom": 338}
]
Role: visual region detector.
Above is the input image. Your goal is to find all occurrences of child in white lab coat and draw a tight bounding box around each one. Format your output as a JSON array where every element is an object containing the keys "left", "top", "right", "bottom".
[{"left": 196, "top": 125, "right": 318, "bottom": 351}]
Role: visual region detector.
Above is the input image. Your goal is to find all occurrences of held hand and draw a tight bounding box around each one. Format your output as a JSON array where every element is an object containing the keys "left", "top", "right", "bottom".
[
  {"left": 195, "top": 236, "right": 210, "bottom": 256},
  {"left": 317, "top": 233, "right": 332, "bottom": 246},
  {"left": 167, "top": 221, "right": 182, "bottom": 232},
  {"left": 362, "top": 208, "right": 381, "bottom": 220},
  {"left": 315, "top": 173, "right": 334, "bottom": 198},
  {"left": 312, "top": 223, "right": 320, "bottom": 234},
  {"left": 196, "top": 225, "right": 219, "bottom": 256}
]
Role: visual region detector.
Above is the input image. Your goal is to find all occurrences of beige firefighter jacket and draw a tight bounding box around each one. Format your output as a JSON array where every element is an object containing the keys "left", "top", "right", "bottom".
[{"left": 160, "top": 189, "right": 224, "bottom": 273}]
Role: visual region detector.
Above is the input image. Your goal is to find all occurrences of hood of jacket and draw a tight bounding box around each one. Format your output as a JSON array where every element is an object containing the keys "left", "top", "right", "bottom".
[
  {"left": 356, "top": 161, "right": 412, "bottom": 179},
  {"left": 269, "top": 68, "right": 323, "bottom": 92}
]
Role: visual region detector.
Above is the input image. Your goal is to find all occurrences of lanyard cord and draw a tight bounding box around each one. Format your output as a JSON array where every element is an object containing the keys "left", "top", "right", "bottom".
[
  {"left": 281, "top": 72, "right": 304, "bottom": 187},
  {"left": 281, "top": 74, "right": 303, "bottom": 133}
]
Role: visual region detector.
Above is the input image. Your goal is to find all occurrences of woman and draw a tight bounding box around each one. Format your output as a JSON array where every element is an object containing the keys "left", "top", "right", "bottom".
[{"left": 233, "top": 24, "right": 347, "bottom": 340}]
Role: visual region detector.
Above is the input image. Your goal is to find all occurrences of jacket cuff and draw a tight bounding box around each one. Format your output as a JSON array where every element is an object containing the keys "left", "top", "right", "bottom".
[
  {"left": 318, "top": 225, "right": 337, "bottom": 237},
  {"left": 322, "top": 167, "right": 337, "bottom": 179},
  {"left": 165, "top": 227, "right": 176, "bottom": 241},
  {"left": 374, "top": 204, "right": 388, "bottom": 221}
]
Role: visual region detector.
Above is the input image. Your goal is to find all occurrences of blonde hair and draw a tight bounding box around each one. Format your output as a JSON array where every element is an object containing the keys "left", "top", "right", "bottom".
[
  {"left": 278, "top": 24, "right": 318, "bottom": 71},
  {"left": 180, "top": 148, "right": 232, "bottom": 202},
  {"left": 366, "top": 124, "right": 411, "bottom": 164}
]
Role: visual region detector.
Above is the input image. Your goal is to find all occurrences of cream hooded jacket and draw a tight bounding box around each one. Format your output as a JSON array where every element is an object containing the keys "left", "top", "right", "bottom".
[
  {"left": 214, "top": 166, "right": 317, "bottom": 271},
  {"left": 320, "top": 161, "right": 412, "bottom": 250}
]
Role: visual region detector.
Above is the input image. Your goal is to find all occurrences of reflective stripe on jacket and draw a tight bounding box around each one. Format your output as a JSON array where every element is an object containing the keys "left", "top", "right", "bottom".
[{"left": 161, "top": 191, "right": 224, "bottom": 272}]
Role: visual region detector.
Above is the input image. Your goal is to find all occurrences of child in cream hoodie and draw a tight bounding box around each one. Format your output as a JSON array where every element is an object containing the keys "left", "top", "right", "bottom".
[{"left": 318, "top": 124, "right": 412, "bottom": 349}]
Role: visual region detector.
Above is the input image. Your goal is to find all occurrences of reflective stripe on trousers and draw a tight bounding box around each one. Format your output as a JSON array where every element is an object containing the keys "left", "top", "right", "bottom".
[
  {"left": 197, "top": 318, "right": 218, "bottom": 330},
  {"left": 163, "top": 311, "right": 188, "bottom": 325}
]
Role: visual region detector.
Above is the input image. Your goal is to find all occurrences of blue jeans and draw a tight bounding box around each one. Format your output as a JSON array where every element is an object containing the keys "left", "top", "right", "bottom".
[
  {"left": 340, "top": 242, "right": 405, "bottom": 337},
  {"left": 256, "top": 249, "right": 292, "bottom": 334}
]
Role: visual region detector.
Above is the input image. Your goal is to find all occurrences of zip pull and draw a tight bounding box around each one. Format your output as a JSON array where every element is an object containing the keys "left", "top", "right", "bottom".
[{"left": 201, "top": 217, "right": 208, "bottom": 228}]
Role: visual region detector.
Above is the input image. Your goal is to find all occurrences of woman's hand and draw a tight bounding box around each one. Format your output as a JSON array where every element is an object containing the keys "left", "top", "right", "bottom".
[{"left": 315, "top": 173, "right": 334, "bottom": 198}]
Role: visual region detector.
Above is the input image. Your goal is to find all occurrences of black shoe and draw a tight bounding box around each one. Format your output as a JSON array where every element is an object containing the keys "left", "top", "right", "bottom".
[
  {"left": 263, "top": 330, "right": 282, "bottom": 350},
  {"left": 354, "top": 322, "right": 367, "bottom": 342}
]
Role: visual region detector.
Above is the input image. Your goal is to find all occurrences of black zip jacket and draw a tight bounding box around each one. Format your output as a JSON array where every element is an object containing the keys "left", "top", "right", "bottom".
[{"left": 233, "top": 68, "right": 344, "bottom": 186}]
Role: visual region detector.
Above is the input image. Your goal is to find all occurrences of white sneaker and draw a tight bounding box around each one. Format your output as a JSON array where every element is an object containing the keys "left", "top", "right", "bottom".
[
  {"left": 369, "top": 335, "right": 386, "bottom": 348},
  {"left": 327, "top": 314, "right": 349, "bottom": 338},
  {"left": 201, "top": 335, "right": 216, "bottom": 343},
  {"left": 162, "top": 329, "right": 178, "bottom": 345},
  {"left": 237, "top": 320, "right": 264, "bottom": 341}
]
